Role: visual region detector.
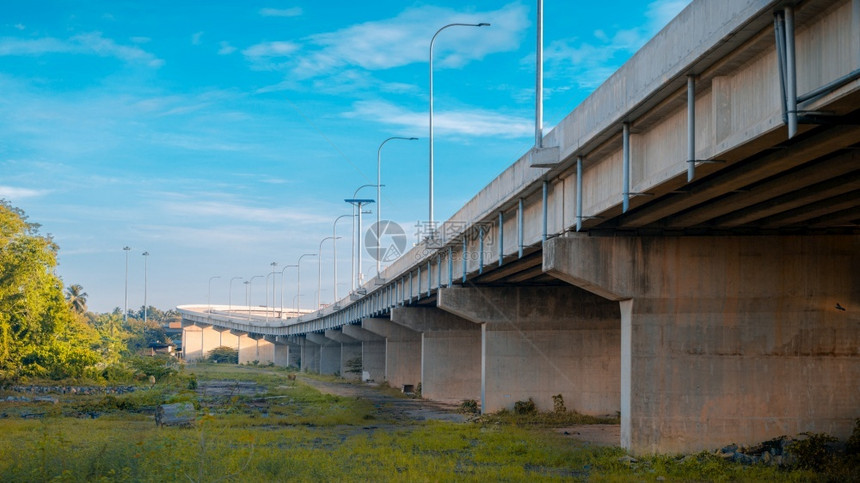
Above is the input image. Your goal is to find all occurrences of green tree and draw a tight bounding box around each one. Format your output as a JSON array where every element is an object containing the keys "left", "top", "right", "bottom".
[
  {"left": 65, "top": 283, "right": 88, "bottom": 314},
  {"left": 0, "top": 200, "right": 101, "bottom": 380}
]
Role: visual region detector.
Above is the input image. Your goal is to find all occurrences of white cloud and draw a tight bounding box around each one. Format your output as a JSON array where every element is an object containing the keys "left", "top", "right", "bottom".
[
  {"left": 543, "top": 0, "right": 691, "bottom": 91},
  {"left": 259, "top": 7, "right": 303, "bottom": 18},
  {"left": 192, "top": 31, "right": 204, "bottom": 46},
  {"left": 247, "top": 2, "right": 527, "bottom": 78},
  {"left": 0, "top": 31, "right": 163, "bottom": 67},
  {"left": 344, "top": 100, "right": 531, "bottom": 139},
  {"left": 0, "top": 185, "right": 50, "bottom": 200},
  {"left": 218, "top": 41, "right": 236, "bottom": 55},
  {"left": 242, "top": 41, "right": 299, "bottom": 69}
]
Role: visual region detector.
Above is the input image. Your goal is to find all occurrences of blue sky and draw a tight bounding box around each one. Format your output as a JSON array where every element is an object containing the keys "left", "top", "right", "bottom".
[{"left": 1, "top": 0, "right": 690, "bottom": 313}]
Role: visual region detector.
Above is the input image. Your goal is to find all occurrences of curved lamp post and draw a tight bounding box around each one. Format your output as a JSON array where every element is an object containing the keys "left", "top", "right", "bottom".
[
  {"left": 228, "top": 276, "right": 243, "bottom": 313},
  {"left": 279, "top": 264, "right": 297, "bottom": 314},
  {"left": 347, "top": 184, "right": 376, "bottom": 291},
  {"left": 295, "top": 253, "right": 316, "bottom": 313},
  {"left": 123, "top": 246, "right": 131, "bottom": 322},
  {"left": 207, "top": 275, "right": 221, "bottom": 314},
  {"left": 142, "top": 251, "right": 150, "bottom": 324},
  {"left": 266, "top": 261, "right": 277, "bottom": 320},
  {"left": 247, "top": 275, "right": 263, "bottom": 319},
  {"left": 317, "top": 236, "right": 341, "bottom": 309},
  {"left": 429, "top": 22, "right": 490, "bottom": 228},
  {"left": 377, "top": 136, "right": 417, "bottom": 275},
  {"left": 332, "top": 214, "right": 351, "bottom": 302}
]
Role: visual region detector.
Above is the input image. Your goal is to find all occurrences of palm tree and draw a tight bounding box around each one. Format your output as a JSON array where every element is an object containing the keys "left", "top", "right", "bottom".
[{"left": 65, "top": 284, "right": 88, "bottom": 314}]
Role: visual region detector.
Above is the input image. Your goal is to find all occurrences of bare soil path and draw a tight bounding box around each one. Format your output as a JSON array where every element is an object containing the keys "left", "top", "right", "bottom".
[{"left": 296, "top": 376, "right": 469, "bottom": 423}]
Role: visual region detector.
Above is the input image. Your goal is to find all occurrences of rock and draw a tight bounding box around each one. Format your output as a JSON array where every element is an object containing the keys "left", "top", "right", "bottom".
[
  {"left": 720, "top": 443, "right": 738, "bottom": 454},
  {"left": 155, "top": 402, "right": 196, "bottom": 427},
  {"left": 618, "top": 455, "right": 638, "bottom": 464}
]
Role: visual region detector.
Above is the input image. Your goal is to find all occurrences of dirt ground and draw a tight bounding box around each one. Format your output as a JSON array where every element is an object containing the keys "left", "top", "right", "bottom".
[{"left": 298, "top": 375, "right": 621, "bottom": 446}]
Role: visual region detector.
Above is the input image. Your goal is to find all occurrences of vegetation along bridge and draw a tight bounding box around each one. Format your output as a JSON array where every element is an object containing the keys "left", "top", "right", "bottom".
[{"left": 179, "top": 0, "right": 860, "bottom": 455}]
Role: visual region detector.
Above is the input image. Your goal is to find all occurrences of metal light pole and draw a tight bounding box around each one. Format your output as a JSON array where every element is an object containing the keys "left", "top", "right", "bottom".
[
  {"left": 280, "top": 264, "right": 297, "bottom": 314},
  {"left": 377, "top": 136, "right": 417, "bottom": 275},
  {"left": 345, "top": 198, "right": 374, "bottom": 290},
  {"left": 332, "top": 214, "right": 351, "bottom": 301},
  {"left": 228, "top": 276, "right": 242, "bottom": 313},
  {"left": 429, "top": 22, "right": 490, "bottom": 228},
  {"left": 348, "top": 185, "right": 376, "bottom": 292},
  {"left": 207, "top": 276, "right": 221, "bottom": 314},
  {"left": 247, "top": 275, "right": 263, "bottom": 320},
  {"left": 267, "top": 261, "right": 277, "bottom": 319},
  {"left": 142, "top": 251, "right": 150, "bottom": 324},
  {"left": 123, "top": 246, "right": 131, "bottom": 322},
  {"left": 317, "top": 236, "right": 341, "bottom": 309},
  {"left": 296, "top": 253, "right": 316, "bottom": 313}
]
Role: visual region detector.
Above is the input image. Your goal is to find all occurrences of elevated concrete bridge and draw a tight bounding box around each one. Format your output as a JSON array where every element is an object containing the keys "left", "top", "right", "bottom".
[{"left": 180, "top": 0, "right": 860, "bottom": 454}]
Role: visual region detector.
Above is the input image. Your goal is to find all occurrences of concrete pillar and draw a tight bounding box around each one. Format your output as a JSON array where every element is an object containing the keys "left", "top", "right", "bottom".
[
  {"left": 298, "top": 336, "right": 320, "bottom": 373},
  {"left": 182, "top": 325, "right": 203, "bottom": 361},
  {"left": 343, "top": 324, "right": 385, "bottom": 382},
  {"left": 326, "top": 329, "right": 362, "bottom": 378},
  {"left": 273, "top": 342, "right": 290, "bottom": 367},
  {"left": 217, "top": 328, "right": 239, "bottom": 352},
  {"left": 362, "top": 317, "right": 421, "bottom": 391},
  {"left": 438, "top": 286, "right": 620, "bottom": 416},
  {"left": 545, "top": 234, "right": 860, "bottom": 455},
  {"left": 307, "top": 332, "right": 340, "bottom": 375},
  {"left": 237, "top": 333, "right": 258, "bottom": 364},
  {"left": 255, "top": 335, "right": 274, "bottom": 365},
  {"left": 391, "top": 307, "right": 481, "bottom": 404}
]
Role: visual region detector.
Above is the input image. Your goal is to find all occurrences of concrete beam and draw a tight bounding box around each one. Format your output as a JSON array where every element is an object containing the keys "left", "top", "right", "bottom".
[
  {"left": 362, "top": 318, "right": 421, "bottom": 391},
  {"left": 342, "top": 324, "right": 383, "bottom": 342},
  {"left": 437, "top": 286, "right": 621, "bottom": 417},
  {"left": 391, "top": 307, "right": 481, "bottom": 404},
  {"left": 545, "top": 234, "right": 860, "bottom": 455},
  {"left": 325, "top": 329, "right": 357, "bottom": 344},
  {"left": 391, "top": 306, "right": 478, "bottom": 332},
  {"left": 306, "top": 332, "right": 340, "bottom": 375}
]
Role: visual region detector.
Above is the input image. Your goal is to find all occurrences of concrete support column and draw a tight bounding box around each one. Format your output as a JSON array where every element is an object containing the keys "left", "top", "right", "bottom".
[
  {"left": 326, "top": 329, "right": 361, "bottom": 378},
  {"left": 181, "top": 325, "right": 203, "bottom": 361},
  {"left": 236, "top": 332, "right": 259, "bottom": 364},
  {"left": 343, "top": 324, "right": 385, "bottom": 382},
  {"left": 545, "top": 234, "right": 860, "bottom": 455},
  {"left": 298, "top": 336, "right": 320, "bottom": 373},
  {"left": 438, "top": 285, "right": 620, "bottom": 416},
  {"left": 255, "top": 335, "right": 274, "bottom": 365},
  {"left": 391, "top": 307, "right": 481, "bottom": 404},
  {"left": 275, "top": 336, "right": 301, "bottom": 368},
  {"left": 217, "top": 329, "right": 239, "bottom": 352},
  {"left": 307, "top": 332, "right": 340, "bottom": 375},
  {"left": 362, "top": 317, "right": 421, "bottom": 390}
]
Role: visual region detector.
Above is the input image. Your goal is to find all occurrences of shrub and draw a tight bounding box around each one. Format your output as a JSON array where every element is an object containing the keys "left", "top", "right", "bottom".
[
  {"left": 788, "top": 432, "right": 839, "bottom": 471},
  {"left": 459, "top": 399, "right": 479, "bottom": 414},
  {"left": 514, "top": 398, "right": 536, "bottom": 415},
  {"left": 206, "top": 346, "right": 238, "bottom": 364},
  {"left": 552, "top": 394, "right": 566, "bottom": 413},
  {"left": 126, "top": 355, "right": 177, "bottom": 382}
]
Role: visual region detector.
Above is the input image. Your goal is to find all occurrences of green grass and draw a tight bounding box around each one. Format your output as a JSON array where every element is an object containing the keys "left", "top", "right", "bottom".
[{"left": 0, "top": 364, "right": 852, "bottom": 482}]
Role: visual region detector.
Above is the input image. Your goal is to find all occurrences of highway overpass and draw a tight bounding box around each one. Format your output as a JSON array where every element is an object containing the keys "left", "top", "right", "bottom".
[{"left": 180, "top": 0, "right": 859, "bottom": 454}]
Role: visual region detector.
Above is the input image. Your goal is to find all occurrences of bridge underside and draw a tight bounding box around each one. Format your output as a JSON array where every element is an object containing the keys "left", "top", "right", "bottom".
[{"left": 181, "top": 0, "right": 860, "bottom": 456}]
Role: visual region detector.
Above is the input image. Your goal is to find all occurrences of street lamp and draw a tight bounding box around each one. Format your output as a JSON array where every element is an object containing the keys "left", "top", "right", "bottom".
[
  {"left": 296, "top": 253, "right": 316, "bottom": 313},
  {"left": 123, "top": 246, "right": 131, "bottom": 322},
  {"left": 207, "top": 276, "right": 221, "bottom": 314},
  {"left": 332, "top": 214, "right": 351, "bottom": 302},
  {"left": 247, "top": 275, "right": 263, "bottom": 320},
  {"left": 377, "top": 136, "right": 417, "bottom": 275},
  {"left": 280, "top": 264, "right": 297, "bottom": 314},
  {"left": 267, "top": 261, "right": 277, "bottom": 319},
  {"left": 345, "top": 198, "right": 374, "bottom": 290},
  {"left": 317, "top": 236, "right": 341, "bottom": 309},
  {"left": 228, "top": 276, "right": 243, "bottom": 313},
  {"left": 429, "top": 22, "right": 490, "bottom": 227},
  {"left": 348, "top": 184, "right": 376, "bottom": 292},
  {"left": 142, "top": 251, "right": 149, "bottom": 324}
]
